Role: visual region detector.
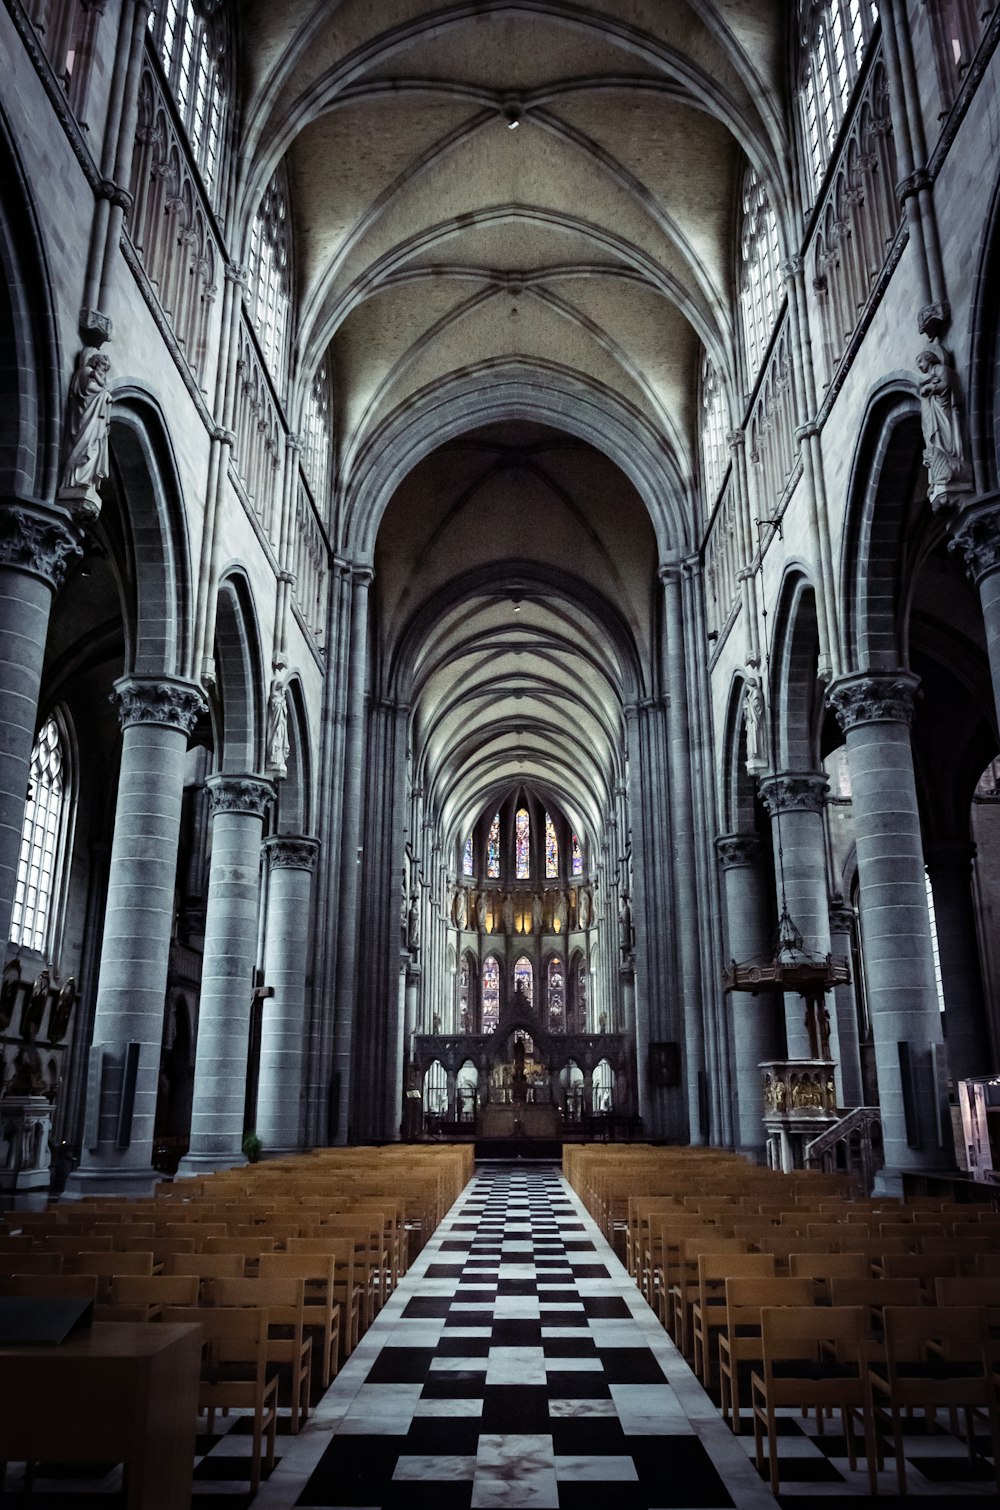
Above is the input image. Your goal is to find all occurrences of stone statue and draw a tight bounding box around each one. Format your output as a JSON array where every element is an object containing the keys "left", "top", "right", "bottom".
[
  {"left": 266, "top": 655, "right": 291, "bottom": 776},
  {"left": 577, "top": 886, "right": 591, "bottom": 930},
  {"left": 501, "top": 890, "right": 514, "bottom": 934},
  {"left": 475, "top": 889, "right": 488, "bottom": 931},
  {"left": 744, "top": 671, "right": 767, "bottom": 771},
  {"left": 23, "top": 969, "right": 50, "bottom": 1041},
  {"left": 453, "top": 886, "right": 468, "bottom": 930},
  {"left": 531, "top": 891, "right": 543, "bottom": 935},
  {"left": 917, "top": 339, "right": 971, "bottom": 506},
  {"left": 619, "top": 892, "right": 633, "bottom": 952},
  {"left": 0, "top": 958, "right": 20, "bottom": 1034},
  {"left": 48, "top": 976, "right": 77, "bottom": 1044},
  {"left": 555, "top": 888, "right": 569, "bottom": 935},
  {"left": 8, "top": 1040, "right": 45, "bottom": 1096},
  {"left": 407, "top": 894, "right": 420, "bottom": 951},
  {"left": 60, "top": 346, "right": 112, "bottom": 517}
]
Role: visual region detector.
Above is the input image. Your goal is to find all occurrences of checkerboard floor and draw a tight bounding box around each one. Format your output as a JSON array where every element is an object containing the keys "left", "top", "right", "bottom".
[{"left": 5, "top": 1164, "right": 997, "bottom": 1508}]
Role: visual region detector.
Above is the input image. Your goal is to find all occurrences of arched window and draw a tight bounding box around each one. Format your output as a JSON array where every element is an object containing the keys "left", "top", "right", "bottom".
[
  {"left": 301, "top": 361, "right": 332, "bottom": 507},
  {"left": 486, "top": 813, "right": 501, "bottom": 878},
  {"left": 10, "top": 715, "right": 71, "bottom": 954},
  {"left": 481, "top": 956, "right": 500, "bottom": 1033},
  {"left": 738, "top": 164, "right": 783, "bottom": 390},
  {"left": 148, "top": 0, "right": 233, "bottom": 205},
  {"left": 462, "top": 836, "right": 474, "bottom": 877},
  {"left": 247, "top": 167, "right": 292, "bottom": 395},
  {"left": 423, "top": 1060, "right": 447, "bottom": 1116},
  {"left": 699, "top": 353, "right": 729, "bottom": 508},
  {"left": 458, "top": 955, "right": 471, "bottom": 1032},
  {"left": 513, "top": 955, "right": 533, "bottom": 1008},
  {"left": 547, "top": 956, "right": 565, "bottom": 1033},
  {"left": 797, "top": 0, "right": 879, "bottom": 203},
  {"left": 545, "top": 812, "right": 559, "bottom": 879},
  {"left": 515, "top": 806, "right": 530, "bottom": 879},
  {"left": 571, "top": 954, "right": 587, "bottom": 1032},
  {"left": 571, "top": 834, "right": 583, "bottom": 877}
]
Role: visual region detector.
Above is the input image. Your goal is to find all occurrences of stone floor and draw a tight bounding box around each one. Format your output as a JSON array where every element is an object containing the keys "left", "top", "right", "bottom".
[{"left": 3, "top": 1162, "right": 998, "bottom": 1508}]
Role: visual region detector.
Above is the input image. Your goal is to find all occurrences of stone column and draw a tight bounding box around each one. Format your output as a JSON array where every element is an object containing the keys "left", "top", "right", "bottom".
[
  {"left": 715, "top": 834, "right": 784, "bottom": 1155},
  {"left": 827, "top": 903, "right": 865, "bottom": 1107},
  {"left": 0, "top": 502, "right": 82, "bottom": 942},
  {"left": 924, "top": 840, "right": 993, "bottom": 1085},
  {"left": 255, "top": 835, "right": 320, "bottom": 1154},
  {"left": 69, "top": 675, "right": 205, "bottom": 1193},
  {"left": 181, "top": 774, "right": 274, "bottom": 1171},
  {"left": 828, "top": 673, "right": 951, "bottom": 1181},
  {"left": 759, "top": 771, "right": 841, "bottom": 1080},
  {"left": 949, "top": 495, "right": 1000, "bottom": 732}
]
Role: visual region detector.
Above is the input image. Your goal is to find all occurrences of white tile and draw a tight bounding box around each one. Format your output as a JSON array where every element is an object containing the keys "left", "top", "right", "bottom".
[
  {"left": 429, "top": 1356, "right": 489, "bottom": 1372},
  {"left": 413, "top": 1398, "right": 485, "bottom": 1417},
  {"left": 392, "top": 1455, "right": 478, "bottom": 1480},
  {"left": 548, "top": 1398, "right": 619, "bottom": 1418},
  {"left": 545, "top": 1356, "right": 605, "bottom": 1372},
  {"left": 554, "top": 1455, "right": 639, "bottom": 1481},
  {"left": 485, "top": 1346, "right": 548, "bottom": 1385}
]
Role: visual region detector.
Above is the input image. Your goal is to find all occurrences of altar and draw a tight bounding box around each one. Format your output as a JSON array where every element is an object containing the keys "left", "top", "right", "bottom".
[{"left": 477, "top": 1102, "right": 562, "bottom": 1139}]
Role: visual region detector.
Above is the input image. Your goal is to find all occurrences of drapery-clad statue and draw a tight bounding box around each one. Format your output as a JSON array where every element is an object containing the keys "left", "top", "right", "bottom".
[
  {"left": 917, "top": 339, "right": 972, "bottom": 506},
  {"left": 555, "top": 888, "right": 569, "bottom": 934},
  {"left": 501, "top": 890, "right": 514, "bottom": 934},
  {"left": 475, "top": 889, "right": 488, "bottom": 931},
  {"left": 453, "top": 886, "right": 468, "bottom": 929},
  {"left": 531, "top": 891, "right": 544, "bottom": 935},
  {"left": 266, "top": 655, "right": 291, "bottom": 776},
  {"left": 744, "top": 670, "right": 767, "bottom": 772},
  {"left": 60, "top": 346, "right": 112, "bottom": 517},
  {"left": 577, "top": 886, "right": 591, "bottom": 930},
  {"left": 407, "top": 894, "right": 420, "bottom": 951}
]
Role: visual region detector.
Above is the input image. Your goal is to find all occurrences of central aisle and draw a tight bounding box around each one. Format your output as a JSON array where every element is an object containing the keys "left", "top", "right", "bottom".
[{"left": 254, "top": 1162, "right": 775, "bottom": 1510}]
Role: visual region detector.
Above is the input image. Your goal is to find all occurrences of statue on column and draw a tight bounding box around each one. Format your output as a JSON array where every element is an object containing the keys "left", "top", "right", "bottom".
[
  {"left": 501, "top": 890, "right": 514, "bottom": 934},
  {"left": 59, "top": 346, "right": 112, "bottom": 519},
  {"left": 453, "top": 886, "right": 468, "bottom": 930},
  {"left": 916, "top": 338, "right": 972, "bottom": 507},
  {"left": 531, "top": 891, "right": 544, "bottom": 935},
  {"left": 407, "top": 894, "right": 420, "bottom": 952},
  {"left": 577, "top": 886, "right": 591, "bottom": 930},
  {"left": 266, "top": 655, "right": 291, "bottom": 777},
  {"left": 475, "top": 889, "right": 488, "bottom": 932},
  {"left": 619, "top": 892, "right": 633, "bottom": 953},
  {"left": 744, "top": 670, "right": 767, "bottom": 773},
  {"left": 554, "top": 888, "right": 569, "bottom": 935}
]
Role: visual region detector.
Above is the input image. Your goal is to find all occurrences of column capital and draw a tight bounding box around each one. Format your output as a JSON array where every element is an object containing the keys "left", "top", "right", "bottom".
[
  {"left": 758, "top": 771, "right": 829, "bottom": 816},
  {"left": 112, "top": 675, "right": 206, "bottom": 734},
  {"left": 206, "top": 773, "right": 275, "bottom": 819},
  {"left": 263, "top": 834, "right": 320, "bottom": 871},
  {"left": 947, "top": 492, "right": 1000, "bottom": 584},
  {"left": 828, "top": 902, "right": 855, "bottom": 935},
  {"left": 0, "top": 500, "right": 83, "bottom": 590},
  {"left": 827, "top": 670, "right": 920, "bottom": 732},
  {"left": 715, "top": 832, "right": 762, "bottom": 870}
]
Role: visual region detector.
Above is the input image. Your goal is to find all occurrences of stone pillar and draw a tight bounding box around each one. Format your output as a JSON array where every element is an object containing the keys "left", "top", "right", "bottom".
[
  {"left": 949, "top": 495, "right": 1000, "bottom": 731},
  {"left": 715, "top": 834, "right": 784, "bottom": 1154},
  {"left": 827, "top": 903, "right": 865, "bottom": 1107},
  {"left": 69, "top": 675, "right": 205, "bottom": 1192},
  {"left": 181, "top": 775, "right": 274, "bottom": 1171},
  {"left": 256, "top": 835, "right": 320, "bottom": 1154},
  {"left": 828, "top": 673, "right": 951, "bottom": 1181},
  {"left": 0, "top": 502, "right": 82, "bottom": 941},
  {"left": 924, "top": 840, "right": 993, "bottom": 1085},
  {"left": 758, "top": 771, "right": 841, "bottom": 1083}
]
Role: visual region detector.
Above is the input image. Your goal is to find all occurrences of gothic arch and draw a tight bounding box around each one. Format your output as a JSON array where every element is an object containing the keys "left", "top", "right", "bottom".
[
  {"left": 213, "top": 568, "right": 266, "bottom": 774},
  {"left": 769, "top": 567, "right": 823, "bottom": 772},
  {"left": 276, "top": 674, "right": 312, "bottom": 835},
  {"left": 968, "top": 164, "right": 1000, "bottom": 494},
  {"left": 720, "top": 671, "right": 757, "bottom": 833}
]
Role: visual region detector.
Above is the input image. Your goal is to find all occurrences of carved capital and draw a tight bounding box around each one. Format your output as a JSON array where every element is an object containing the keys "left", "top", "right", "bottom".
[
  {"left": 78, "top": 307, "right": 112, "bottom": 345},
  {"left": 113, "top": 675, "right": 206, "bottom": 734},
  {"left": 758, "top": 771, "right": 829, "bottom": 816},
  {"left": 779, "top": 254, "right": 803, "bottom": 283},
  {"left": 225, "top": 263, "right": 250, "bottom": 287},
  {"left": 727, "top": 428, "right": 745, "bottom": 452},
  {"left": 827, "top": 670, "right": 920, "bottom": 732},
  {"left": 715, "top": 833, "right": 762, "bottom": 870},
  {"left": 207, "top": 774, "right": 275, "bottom": 819},
  {"left": 917, "top": 299, "right": 949, "bottom": 337},
  {"left": 0, "top": 502, "right": 83, "bottom": 589},
  {"left": 828, "top": 904, "right": 855, "bottom": 935},
  {"left": 948, "top": 496, "right": 1000, "bottom": 583},
  {"left": 263, "top": 834, "right": 320, "bottom": 871}
]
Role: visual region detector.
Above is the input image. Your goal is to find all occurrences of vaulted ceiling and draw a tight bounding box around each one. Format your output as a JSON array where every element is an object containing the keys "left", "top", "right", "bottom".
[{"left": 235, "top": 1, "right": 790, "bottom": 850}]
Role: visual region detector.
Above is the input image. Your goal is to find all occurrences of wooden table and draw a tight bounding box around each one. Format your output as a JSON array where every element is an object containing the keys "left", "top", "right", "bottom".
[{"left": 0, "top": 1321, "right": 201, "bottom": 1510}]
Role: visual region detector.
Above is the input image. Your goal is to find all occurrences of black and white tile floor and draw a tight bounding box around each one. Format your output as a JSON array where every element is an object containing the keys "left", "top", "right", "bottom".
[{"left": 3, "top": 1164, "right": 997, "bottom": 1509}]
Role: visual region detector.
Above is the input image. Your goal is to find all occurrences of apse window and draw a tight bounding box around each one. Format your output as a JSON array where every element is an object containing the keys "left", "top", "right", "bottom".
[{"left": 10, "top": 715, "right": 70, "bottom": 954}]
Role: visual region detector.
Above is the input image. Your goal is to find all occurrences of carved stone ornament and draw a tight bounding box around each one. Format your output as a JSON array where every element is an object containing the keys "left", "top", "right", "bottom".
[
  {"left": 948, "top": 498, "right": 1000, "bottom": 584},
  {"left": 758, "top": 771, "right": 829, "bottom": 818},
  {"left": 827, "top": 904, "right": 855, "bottom": 936},
  {"left": 207, "top": 774, "right": 275, "bottom": 819},
  {"left": 0, "top": 504, "right": 82, "bottom": 590},
  {"left": 827, "top": 671, "right": 920, "bottom": 732},
  {"left": 263, "top": 835, "right": 319, "bottom": 872},
  {"left": 112, "top": 676, "right": 207, "bottom": 734},
  {"left": 714, "top": 833, "right": 762, "bottom": 871}
]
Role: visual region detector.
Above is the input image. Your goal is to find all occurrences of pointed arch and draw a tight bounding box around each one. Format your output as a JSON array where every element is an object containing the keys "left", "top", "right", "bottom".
[{"left": 213, "top": 568, "right": 266, "bottom": 773}]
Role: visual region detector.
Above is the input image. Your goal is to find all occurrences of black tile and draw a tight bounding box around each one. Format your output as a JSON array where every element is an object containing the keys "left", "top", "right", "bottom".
[
  {"left": 440, "top": 1240, "right": 473, "bottom": 1251},
  {"left": 382, "top": 1483, "right": 473, "bottom": 1510},
  {"left": 549, "top": 1417, "right": 629, "bottom": 1455},
  {"left": 298, "top": 1435, "right": 401, "bottom": 1505},
  {"left": 491, "top": 1318, "right": 544, "bottom": 1346},
  {"left": 419, "top": 1377, "right": 486, "bottom": 1399},
  {"left": 496, "top": 1278, "right": 538, "bottom": 1296},
  {"left": 445, "top": 1309, "right": 494, "bottom": 1327},
  {"left": 557, "top": 1485, "right": 652, "bottom": 1510},
  {"left": 907, "top": 1455, "right": 998, "bottom": 1481},
  {"left": 366, "top": 1347, "right": 437, "bottom": 1382},
  {"left": 538, "top": 1289, "right": 582, "bottom": 1304},
  {"left": 435, "top": 1335, "right": 491, "bottom": 1357},
  {"left": 627, "top": 1436, "right": 734, "bottom": 1506},
  {"left": 582, "top": 1297, "right": 633, "bottom": 1319},
  {"left": 757, "top": 1456, "right": 844, "bottom": 1482},
  {"left": 543, "top": 1337, "right": 599, "bottom": 1358},
  {"left": 480, "top": 1383, "right": 555, "bottom": 1431},
  {"left": 402, "top": 1418, "right": 483, "bottom": 1454},
  {"left": 540, "top": 1309, "right": 588, "bottom": 1327},
  {"left": 543, "top": 1369, "right": 613, "bottom": 1397},
  {"left": 595, "top": 1349, "right": 667, "bottom": 1384},
  {"left": 403, "top": 1296, "right": 455, "bottom": 1318},
  {"left": 426, "top": 1264, "right": 465, "bottom": 1278},
  {"left": 571, "top": 1264, "right": 611, "bottom": 1278}
]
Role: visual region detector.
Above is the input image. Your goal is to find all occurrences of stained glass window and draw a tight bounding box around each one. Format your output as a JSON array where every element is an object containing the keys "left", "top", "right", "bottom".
[
  {"left": 545, "top": 813, "right": 558, "bottom": 878},
  {"left": 481, "top": 956, "right": 500, "bottom": 1033},
  {"left": 459, "top": 955, "right": 471, "bottom": 1032},
  {"left": 515, "top": 807, "right": 530, "bottom": 879},
  {"left": 547, "top": 956, "right": 565, "bottom": 1033},
  {"left": 486, "top": 813, "right": 500, "bottom": 878},
  {"left": 462, "top": 836, "right": 473, "bottom": 876},
  {"left": 10, "top": 716, "right": 67, "bottom": 953},
  {"left": 572, "top": 956, "right": 587, "bottom": 1033},
  {"left": 513, "top": 955, "right": 533, "bottom": 1007},
  {"left": 571, "top": 834, "right": 583, "bottom": 876}
]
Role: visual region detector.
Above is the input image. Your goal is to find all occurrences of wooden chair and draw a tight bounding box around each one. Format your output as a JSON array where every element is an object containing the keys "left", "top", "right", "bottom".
[
  {"left": 286, "top": 1237, "right": 360, "bottom": 1353},
  {"left": 202, "top": 1236, "right": 275, "bottom": 1272},
  {"left": 691, "top": 1252, "right": 775, "bottom": 1385},
  {"left": 71, "top": 1250, "right": 155, "bottom": 1299},
  {"left": 109, "top": 1274, "right": 200, "bottom": 1318},
  {"left": 751, "top": 1305, "right": 877, "bottom": 1494},
  {"left": 165, "top": 1252, "right": 245, "bottom": 1289},
  {"left": 870, "top": 1305, "right": 1000, "bottom": 1493},
  {"left": 44, "top": 1234, "right": 114, "bottom": 1256},
  {"left": 669, "top": 1237, "right": 749, "bottom": 1356},
  {"left": 163, "top": 1305, "right": 277, "bottom": 1495},
  {"left": 258, "top": 1252, "right": 342, "bottom": 1385},
  {"left": 209, "top": 1276, "right": 312, "bottom": 1433},
  {"left": 880, "top": 1251, "right": 960, "bottom": 1298},
  {"left": 718, "top": 1275, "right": 814, "bottom": 1433},
  {"left": 0, "top": 1250, "right": 62, "bottom": 1276},
  {"left": 788, "top": 1251, "right": 870, "bottom": 1302},
  {"left": 4, "top": 1273, "right": 99, "bottom": 1301}
]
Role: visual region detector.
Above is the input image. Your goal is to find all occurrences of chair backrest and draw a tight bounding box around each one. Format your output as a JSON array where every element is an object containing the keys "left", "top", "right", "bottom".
[
  {"left": 258, "top": 1251, "right": 337, "bottom": 1288},
  {"left": 73, "top": 1251, "right": 154, "bottom": 1278},
  {"left": 760, "top": 1303, "right": 868, "bottom": 1368},
  {"left": 724, "top": 1275, "right": 814, "bottom": 1321},
  {"left": 881, "top": 1253, "right": 959, "bottom": 1291},
  {"left": 697, "top": 1251, "right": 774, "bottom": 1311},
  {"left": 974, "top": 1252, "right": 1000, "bottom": 1277},
  {"left": 0, "top": 1251, "right": 62, "bottom": 1275},
  {"left": 935, "top": 1276, "right": 1000, "bottom": 1312},
  {"left": 788, "top": 1251, "right": 870, "bottom": 1281},
  {"left": 209, "top": 1275, "right": 306, "bottom": 1321},
  {"left": 113, "top": 1274, "right": 200, "bottom": 1308},
  {"left": 828, "top": 1276, "right": 923, "bottom": 1326},
  {"left": 6, "top": 1273, "right": 99, "bottom": 1300},
  {"left": 163, "top": 1303, "right": 269, "bottom": 1368},
  {"left": 164, "top": 1252, "right": 245, "bottom": 1281},
  {"left": 881, "top": 1304, "right": 987, "bottom": 1367},
  {"left": 45, "top": 1234, "right": 114, "bottom": 1254}
]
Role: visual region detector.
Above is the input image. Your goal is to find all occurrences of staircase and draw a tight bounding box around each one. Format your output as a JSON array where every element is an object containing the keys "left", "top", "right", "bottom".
[{"left": 804, "top": 1106, "right": 884, "bottom": 1193}]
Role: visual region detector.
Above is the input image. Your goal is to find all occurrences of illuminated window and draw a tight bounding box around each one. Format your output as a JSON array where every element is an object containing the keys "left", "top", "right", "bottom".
[
  {"left": 486, "top": 812, "right": 500, "bottom": 878},
  {"left": 458, "top": 955, "right": 471, "bottom": 1031},
  {"left": 544, "top": 813, "right": 559, "bottom": 878},
  {"left": 700, "top": 354, "right": 729, "bottom": 507},
  {"left": 738, "top": 164, "right": 782, "bottom": 389},
  {"left": 515, "top": 807, "right": 530, "bottom": 879},
  {"left": 547, "top": 956, "right": 565, "bottom": 1033},
  {"left": 571, "top": 834, "right": 583, "bottom": 877},
  {"left": 481, "top": 956, "right": 500, "bottom": 1033},
  {"left": 301, "top": 362, "right": 332, "bottom": 509},
  {"left": 148, "top": 0, "right": 232, "bottom": 203},
  {"left": 10, "top": 716, "right": 68, "bottom": 954},
  {"left": 462, "top": 836, "right": 474, "bottom": 876},
  {"left": 513, "top": 955, "right": 533, "bottom": 1007},
  {"left": 247, "top": 168, "right": 292, "bottom": 395},
  {"left": 797, "top": 0, "right": 879, "bottom": 202}
]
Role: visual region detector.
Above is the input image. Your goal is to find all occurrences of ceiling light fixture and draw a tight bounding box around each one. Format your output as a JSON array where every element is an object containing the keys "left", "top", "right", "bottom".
[{"left": 502, "top": 98, "right": 521, "bottom": 130}]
